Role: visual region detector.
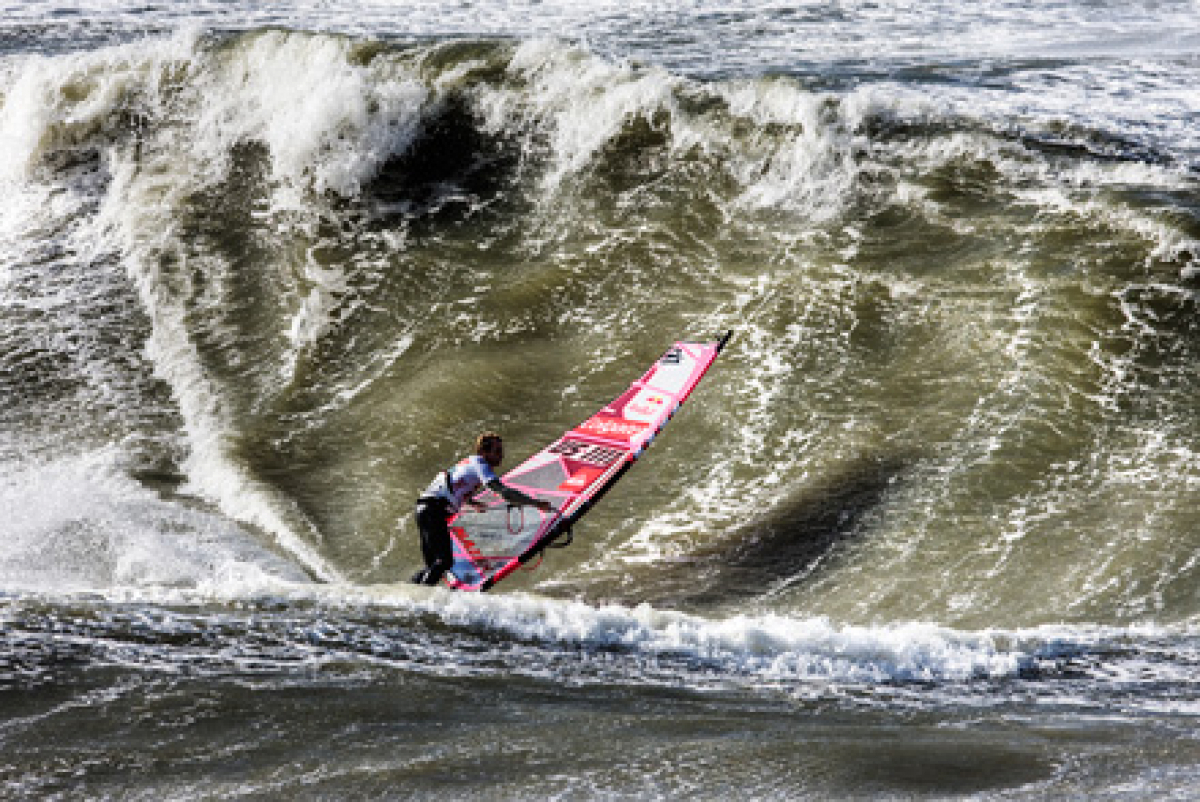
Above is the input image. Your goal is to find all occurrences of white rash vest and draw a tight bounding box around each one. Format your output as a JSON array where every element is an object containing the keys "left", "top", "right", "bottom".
[{"left": 422, "top": 455, "right": 500, "bottom": 513}]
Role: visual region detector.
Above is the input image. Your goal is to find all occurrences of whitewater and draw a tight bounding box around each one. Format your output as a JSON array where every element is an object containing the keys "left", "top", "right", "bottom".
[{"left": 3, "top": 1, "right": 1200, "bottom": 798}]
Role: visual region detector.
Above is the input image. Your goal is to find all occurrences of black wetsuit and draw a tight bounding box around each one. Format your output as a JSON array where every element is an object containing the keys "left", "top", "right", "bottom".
[{"left": 411, "top": 497, "right": 453, "bottom": 586}]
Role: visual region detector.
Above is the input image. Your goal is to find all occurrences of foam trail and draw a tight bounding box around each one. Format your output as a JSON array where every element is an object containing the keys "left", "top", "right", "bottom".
[
  {"left": 286, "top": 247, "right": 350, "bottom": 350},
  {"left": 35, "top": 580, "right": 1027, "bottom": 684},
  {"left": 100, "top": 135, "right": 343, "bottom": 581},
  {"left": 431, "top": 592, "right": 1027, "bottom": 683},
  {"left": 35, "top": 579, "right": 1200, "bottom": 694}
]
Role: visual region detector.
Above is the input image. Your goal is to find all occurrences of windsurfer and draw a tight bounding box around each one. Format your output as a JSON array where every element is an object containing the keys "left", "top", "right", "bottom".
[{"left": 411, "top": 432, "right": 552, "bottom": 586}]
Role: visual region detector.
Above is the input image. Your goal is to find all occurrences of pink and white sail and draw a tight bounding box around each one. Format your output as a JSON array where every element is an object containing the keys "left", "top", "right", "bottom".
[{"left": 445, "top": 334, "right": 730, "bottom": 592}]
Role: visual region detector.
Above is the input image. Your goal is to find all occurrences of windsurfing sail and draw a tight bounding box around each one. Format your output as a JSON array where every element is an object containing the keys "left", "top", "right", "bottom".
[{"left": 444, "top": 332, "right": 731, "bottom": 592}]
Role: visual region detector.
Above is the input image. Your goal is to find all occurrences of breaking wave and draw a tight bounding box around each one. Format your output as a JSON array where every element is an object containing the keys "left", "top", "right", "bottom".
[{"left": 2, "top": 28, "right": 1199, "bottom": 632}]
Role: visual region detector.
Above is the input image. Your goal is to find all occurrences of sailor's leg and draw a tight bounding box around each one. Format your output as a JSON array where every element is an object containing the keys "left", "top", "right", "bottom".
[
  {"left": 416, "top": 504, "right": 453, "bottom": 586},
  {"left": 411, "top": 505, "right": 434, "bottom": 584}
]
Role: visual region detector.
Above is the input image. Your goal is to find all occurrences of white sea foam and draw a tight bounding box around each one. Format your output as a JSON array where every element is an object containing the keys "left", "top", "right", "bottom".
[
  {"left": 30, "top": 580, "right": 1027, "bottom": 683},
  {"left": 717, "top": 79, "right": 874, "bottom": 219},
  {"left": 430, "top": 591, "right": 1028, "bottom": 683},
  {"left": 476, "top": 41, "right": 877, "bottom": 222},
  {"left": 188, "top": 29, "right": 428, "bottom": 208},
  {"left": 0, "top": 450, "right": 309, "bottom": 593},
  {"left": 7, "top": 1, "right": 1199, "bottom": 72},
  {"left": 19, "top": 578, "right": 1200, "bottom": 693},
  {"left": 474, "top": 38, "right": 679, "bottom": 193}
]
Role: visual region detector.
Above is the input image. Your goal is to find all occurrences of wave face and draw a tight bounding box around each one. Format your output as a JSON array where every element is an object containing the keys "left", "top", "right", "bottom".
[
  {"left": 3, "top": 9, "right": 1200, "bottom": 798},
  {"left": 5, "top": 28, "right": 1198, "bottom": 624}
]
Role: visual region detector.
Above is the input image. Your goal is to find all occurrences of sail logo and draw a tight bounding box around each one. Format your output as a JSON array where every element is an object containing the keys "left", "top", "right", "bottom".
[
  {"left": 624, "top": 389, "right": 669, "bottom": 423},
  {"left": 578, "top": 416, "right": 646, "bottom": 441},
  {"left": 549, "top": 438, "right": 625, "bottom": 467},
  {"left": 562, "top": 473, "right": 587, "bottom": 490}
]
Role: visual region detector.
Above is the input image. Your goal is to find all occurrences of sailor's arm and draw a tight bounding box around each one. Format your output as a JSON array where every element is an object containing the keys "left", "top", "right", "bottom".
[{"left": 486, "top": 479, "right": 553, "bottom": 512}]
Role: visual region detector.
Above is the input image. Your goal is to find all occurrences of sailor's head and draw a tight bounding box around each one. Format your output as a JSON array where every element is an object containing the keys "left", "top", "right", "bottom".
[{"left": 476, "top": 432, "right": 503, "bottom": 467}]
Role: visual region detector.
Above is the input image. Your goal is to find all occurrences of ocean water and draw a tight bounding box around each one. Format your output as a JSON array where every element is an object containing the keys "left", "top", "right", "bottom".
[{"left": 2, "top": 2, "right": 1200, "bottom": 798}]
